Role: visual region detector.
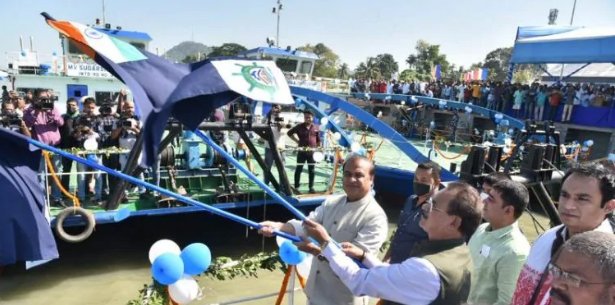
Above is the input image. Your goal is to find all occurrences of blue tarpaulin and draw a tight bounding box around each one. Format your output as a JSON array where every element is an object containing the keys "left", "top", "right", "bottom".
[{"left": 511, "top": 26, "right": 615, "bottom": 64}]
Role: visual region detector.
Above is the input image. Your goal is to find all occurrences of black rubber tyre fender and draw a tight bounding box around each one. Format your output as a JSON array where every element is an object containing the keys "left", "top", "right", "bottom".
[{"left": 54, "top": 207, "right": 96, "bottom": 243}]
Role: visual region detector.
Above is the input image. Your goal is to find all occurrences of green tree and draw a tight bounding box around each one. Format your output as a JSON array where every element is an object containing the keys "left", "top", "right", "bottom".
[
  {"left": 354, "top": 57, "right": 381, "bottom": 80},
  {"left": 208, "top": 43, "right": 248, "bottom": 57},
  {"left": 181, "top": 53, "right": 205, "bottom": 63},
  {"left": 482, "top": 47, "right": 513, "bottom": 82},
  {"left": 406, "top": 40, "right": 451, "bottom": 80},
  {"left": 399, "top": 69, "right": 419, "bottom": 82},
  {"left": 297, "top": 43, "right": 340, "bottom": 78},
  {"left": 374, "top": 53, "right": 399, "bottom": 80},
  {"left": 338, "top": 63, "right": 350, "bottom": 79}
]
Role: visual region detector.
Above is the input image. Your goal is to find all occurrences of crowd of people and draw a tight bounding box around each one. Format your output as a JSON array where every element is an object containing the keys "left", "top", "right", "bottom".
[
  {"left": 259, "top": 158, "right": 614, "bottom": 305},
  {"left": 0, "top": 88, "right": 144, "bottom": 207},
  {"left": 349, "top": 79, "right": 615, "bottom": 122}
]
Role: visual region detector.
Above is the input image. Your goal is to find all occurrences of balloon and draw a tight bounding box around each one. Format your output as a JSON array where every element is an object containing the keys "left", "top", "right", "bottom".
[
  {"left": 83, "top": 138, "right": 98, "bottom": 150},
  {"left": 364, "top": 93, "right": 370, "bottom": 100},
  {"left": 586, "top": 140, "right": 594, "bottom": 147},
  {"left": 151, "top": 253, "right": 184, "bottom": 285},
  {"left": 296, "top": 103, "right": 305, "bottom": 111},
  {"left": 332, "top": 132, "right": 342, "bottom": 141},
  {"left": 410, "top": 96, "right": 418, "bottom": 104},
  {"left": 168, "top": 275, "right": 200, "bottom": 304},
  {"left": 320, "top": 117, "right": 329, "bottom": 125},
  {"left": 400, "top": 101, "right": 405, "bottom": 105},
  {"left": 180, "top": 243, "right": 212, "bottom": 275},
  {"left": 279, "top": 241, "right": 306, "bottom": 265},
  {"left": 350, "top": 142, "right": 361, "bottom": 153},
  {"left": 429, "top": 121, "right": 435, "bottom": 129},
  {"left": 384, "top": 95, "right": 391, "bottom": 100},
  {"left": 275, "top": 235, "right": 286, "bottom": 247},
  {"left": 313, "top": 151, "right": 325, "bottom": 163},
  {"left": 465, "top": 106, "right": 472, "bottom": 113},
  {"left": 296, "top": 254, "right": 313, "bottom": 278},
  {"left": 149, "top": 239, "right": 181, "bottom": 264},
  {"left": 319, "top": 124, "right": 327, "bottom": 131},
  {"left": 494, "top": 113, "right": 504, "bottom": 120}
]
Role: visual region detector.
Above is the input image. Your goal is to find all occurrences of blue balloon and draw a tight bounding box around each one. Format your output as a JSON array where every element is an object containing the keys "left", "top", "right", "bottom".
[
  {"left": 152, "top": 253, "right": 184, "bottom": 285},
  {"left": 181, "top": 243, "right": 212, "bottom": 275},
  {"left": 279, "top": 241, "right": 306, "bottom": 265}
]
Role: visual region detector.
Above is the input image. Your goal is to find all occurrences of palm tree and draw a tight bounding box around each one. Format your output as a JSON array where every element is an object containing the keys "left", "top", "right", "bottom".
[{"left": 355, "top": 57, "right": 381, "bottom": 80}]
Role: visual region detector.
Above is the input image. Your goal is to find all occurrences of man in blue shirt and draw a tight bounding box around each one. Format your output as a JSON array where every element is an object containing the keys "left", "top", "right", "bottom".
[{"left": 385, "top": 162, "right": 441, "bottom": 266}]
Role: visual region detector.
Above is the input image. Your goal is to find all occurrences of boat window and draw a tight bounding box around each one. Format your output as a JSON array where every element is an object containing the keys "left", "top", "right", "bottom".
[
  {"left": 95, "top": 91, "right": 120, "bottom": 105},
  {"left": 275, "top": 58, "right": 298, "bottom": 73},
  {"left": 67, "top": 40, "right": 87, "bottom": 55},
  {"left": 299, "top": 61, "right": 313, "bottom": 74},
  {"left": 130, "top": 42, "right": 146, "bottom": 50}
]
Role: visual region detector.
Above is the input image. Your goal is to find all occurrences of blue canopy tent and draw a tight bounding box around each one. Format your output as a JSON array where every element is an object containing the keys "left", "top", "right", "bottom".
[{"left": 509, "top": 26, "right": 615, "bottom": 128}]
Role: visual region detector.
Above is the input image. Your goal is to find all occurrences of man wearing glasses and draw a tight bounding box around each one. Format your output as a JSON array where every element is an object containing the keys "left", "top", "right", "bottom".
[
  {"left": 511, "top": 163, "right": 615, "bottom": 305},
  {"left": 301, "top": 182, "right": 482, "bottom": 305},
  {"left": 549, "top": 231, "right": 614, "bottom": 305},
  {"left": 467, "top": 180, "right": 530, "bottom": 305}
]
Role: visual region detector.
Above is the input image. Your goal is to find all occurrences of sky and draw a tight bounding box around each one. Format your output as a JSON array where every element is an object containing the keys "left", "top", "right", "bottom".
[{"left": 1, "top": 0, "right": 615, "bottom": 71}]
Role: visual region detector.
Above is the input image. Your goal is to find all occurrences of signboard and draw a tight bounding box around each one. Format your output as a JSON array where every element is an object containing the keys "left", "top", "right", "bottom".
[{"left": 66, "top": 62, "right": 114, "bottom": 78}]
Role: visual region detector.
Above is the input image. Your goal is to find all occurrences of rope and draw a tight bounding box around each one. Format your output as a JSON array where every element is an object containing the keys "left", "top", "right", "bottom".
[
  {"left": 432, "top": 140, "right": 470, "bottom": 160},
  {"left": 327, "top": 148, "right": 343, "bottom": 194},
  {"left": 274, "top": 265, "right": 294, "bottom": 305},
  {"left": 43, "top": 151, "right": 80, "bottom": 207}
]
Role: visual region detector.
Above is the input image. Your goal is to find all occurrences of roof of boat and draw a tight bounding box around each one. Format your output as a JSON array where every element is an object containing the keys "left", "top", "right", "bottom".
[{"left": 239, "top": 47, "right": 319, "bottom": 60}]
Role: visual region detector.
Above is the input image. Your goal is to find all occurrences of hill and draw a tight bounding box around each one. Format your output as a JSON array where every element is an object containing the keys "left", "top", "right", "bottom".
[{"left": 164, "top": 41, "right": 212, "bottom": 62}]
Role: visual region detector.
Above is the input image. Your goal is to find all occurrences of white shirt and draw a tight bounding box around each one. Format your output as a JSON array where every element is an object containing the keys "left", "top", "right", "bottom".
[
  {"left": 321, "top": 242, "right": 440, "bottom": 305},
  {"left": 288, "top": 194, "right": 389, "bottom": 305}
]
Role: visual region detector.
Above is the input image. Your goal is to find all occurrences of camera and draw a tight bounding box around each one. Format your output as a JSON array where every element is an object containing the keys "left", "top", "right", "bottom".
[
  {"left": 78, "top": 115, "right": 95, "bottom": 128},
  {"left": 36, "top": 95, "right": 58, "bottom": 110},
  {"left": 99, "top": 101, "right": 114, "bottom": 115},
  {"left": 1, "top": 113, "right": 22, "bottom": 126},
  {"left": 121, "top": 118, "right": 134, "bottom": 128}
]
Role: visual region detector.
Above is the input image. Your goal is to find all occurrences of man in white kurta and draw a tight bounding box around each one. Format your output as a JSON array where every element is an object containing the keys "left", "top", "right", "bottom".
[{"left": 259, "top": 155, "right": 389, "bottom": 305}]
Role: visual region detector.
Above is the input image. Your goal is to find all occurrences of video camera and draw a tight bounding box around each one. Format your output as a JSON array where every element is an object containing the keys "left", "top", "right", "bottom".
[
  {"left": 99, "top": 100, "right": 115, "bottom": 116},
  {"left": 0, "top": 113, "right": 22, "bottom": 126},
  {"left": 120, "top": 118, "right": 134, "bottom": 128},
  {"left": 35, "top": 95, "right": 58, "bottom": 110}
]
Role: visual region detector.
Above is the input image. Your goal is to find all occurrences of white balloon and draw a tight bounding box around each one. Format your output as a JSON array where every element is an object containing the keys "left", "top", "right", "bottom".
[
  {"left": 296, "top": 254, "right": 313, "bottom": 278},
  {"left": 313, "top": 151, "right": 325, "bottom": 163},
  {"left": 320, "top": 117, "right": 329, "bottom": 125},
  {"left": 148, "top": 239, "right": 181, "bottom": 264},
  {"left": 332, "top": 132, "right": 342, "bottom": 141},
  {"left": 319, "top": 124, "right": 327, "bottom": 131},
  {"left": 168, "top": 275, "right": 200, "bottom": 304},
  {"left": 83, "top": 138, "right": 98, "bottom": 150},
  {"left": 350, "top": 142, "right": 361, "bottom": 153},
  {"left": 400, "top": 101, "right": 406, "bottom": 105},
  {"left": 275, "top": 235, "right": 286, "bottom": 248}
]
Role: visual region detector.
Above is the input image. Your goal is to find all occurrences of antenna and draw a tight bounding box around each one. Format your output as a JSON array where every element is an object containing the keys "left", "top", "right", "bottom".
[{"left": 102, "top": 0, "right": 106, "bottom": 25}]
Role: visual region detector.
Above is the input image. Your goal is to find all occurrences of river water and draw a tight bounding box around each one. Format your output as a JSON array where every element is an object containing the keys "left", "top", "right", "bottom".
[{"left": 0, "top": 205, "right": 315, "bottom": 305}]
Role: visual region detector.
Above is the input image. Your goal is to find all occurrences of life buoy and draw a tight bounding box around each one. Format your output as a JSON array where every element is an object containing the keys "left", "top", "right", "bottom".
[{"left": 54, "top": 207, "right": 96, "bottom": 243}]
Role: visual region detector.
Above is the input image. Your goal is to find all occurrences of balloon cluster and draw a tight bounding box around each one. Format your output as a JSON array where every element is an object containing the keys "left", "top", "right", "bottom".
[
  {"left": 438, "top": 100, "right": 447, "bottom": 109},
  {"left": 409, "top": 96, "right": 418, "bottom": 104},
  {"left": 464, "top": 106, "right": 473, "bottom": 114},
  {"left": 149, "top": 239, "right": 211, "bottom": 304},
  {"left": 581, "top": 139, "right": 594, "bottom": 152}
]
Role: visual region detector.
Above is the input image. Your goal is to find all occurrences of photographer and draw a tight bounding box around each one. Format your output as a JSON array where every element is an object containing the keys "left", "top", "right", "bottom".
[
  {"left": 1, "top": 101, "right": 30, "bottom": 137},
  {"left": 73, "top": 98, "right": 102, "bottom": 204},
  {"left": 59, "top": 98, "right": 80, "bottom": 199},
  {"left": 95, "top": 98, "right": 121, "bottom": 199},
  {"left": 23, "top": 89, "right": 64, "bottom": 205},
  {"left": 112, "top": 100, "right": 145, "bottom": 196}
]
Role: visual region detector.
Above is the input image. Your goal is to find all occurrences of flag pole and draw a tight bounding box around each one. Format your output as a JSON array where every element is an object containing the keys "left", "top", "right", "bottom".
[{"left": 19, "top": 134, "right": 301, "bottom": 242}]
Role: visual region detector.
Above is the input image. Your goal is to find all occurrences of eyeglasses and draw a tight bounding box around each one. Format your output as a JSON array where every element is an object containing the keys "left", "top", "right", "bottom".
[
  {"left": 420, "top": 198, "right": 447, "bottom": 219},
  {"left": 548, "top": 263, "right": 612, "bottom": 288}
]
